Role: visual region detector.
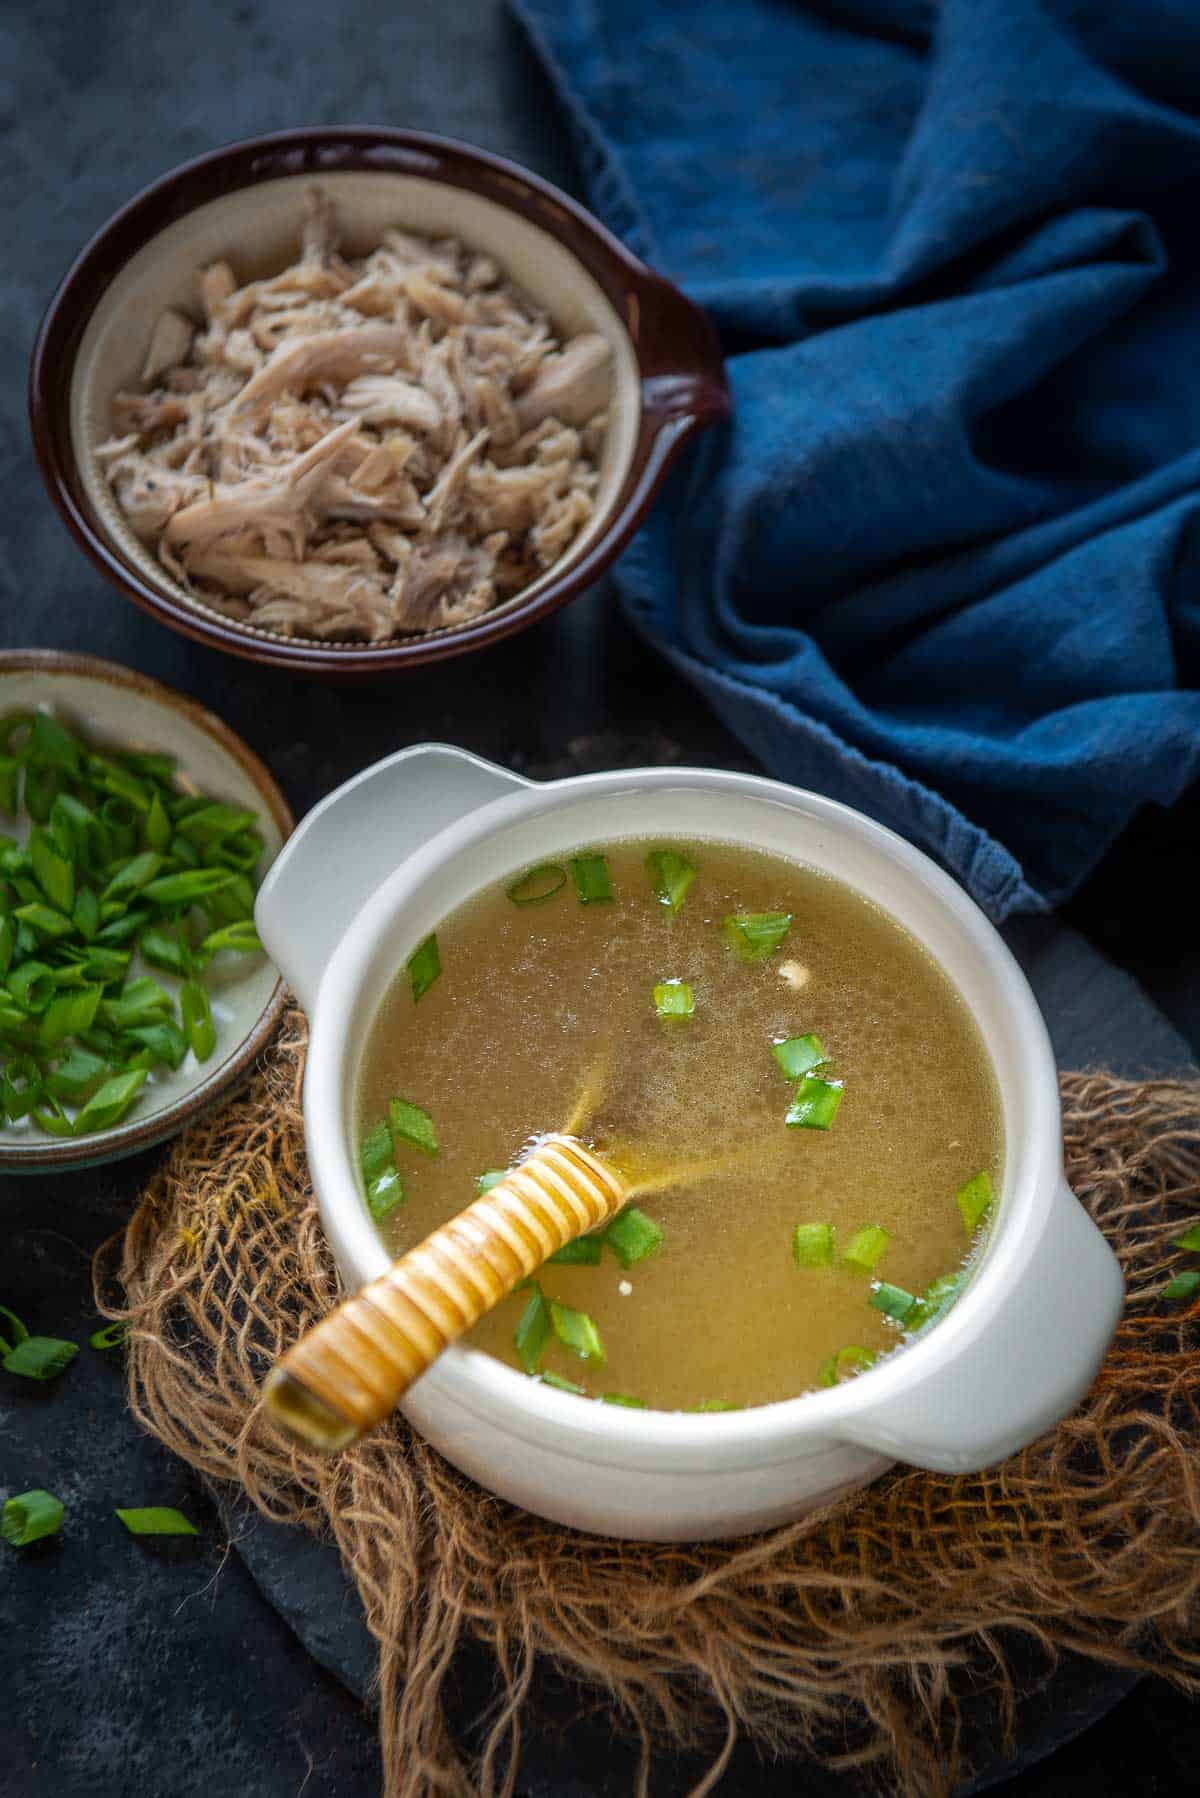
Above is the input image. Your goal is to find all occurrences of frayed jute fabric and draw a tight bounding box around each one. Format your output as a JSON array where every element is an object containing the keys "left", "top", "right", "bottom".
[{"left": 99, "top": 1009, "right": 1200, "bottom": 1798}]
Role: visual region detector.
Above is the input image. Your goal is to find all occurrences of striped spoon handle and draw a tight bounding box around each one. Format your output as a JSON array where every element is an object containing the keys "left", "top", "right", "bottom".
[{"left": 262, "top": 1133, "right": 626, "bottom": 1450}]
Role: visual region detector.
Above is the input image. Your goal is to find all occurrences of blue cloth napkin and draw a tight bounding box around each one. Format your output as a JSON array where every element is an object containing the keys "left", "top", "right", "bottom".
[{"left": 512, "top": 0, "right": 1200, "bottom": 918}]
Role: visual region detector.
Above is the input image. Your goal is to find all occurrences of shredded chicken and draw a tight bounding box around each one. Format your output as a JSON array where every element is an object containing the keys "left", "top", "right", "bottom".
[{"left": 99, "top": 188, "right": 610, "bottom": 642}]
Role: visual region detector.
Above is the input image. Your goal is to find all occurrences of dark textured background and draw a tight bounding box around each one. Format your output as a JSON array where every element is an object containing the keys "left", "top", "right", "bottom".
[{"left": 2, "top": 2, "right": 1198, "bottom": 1794}]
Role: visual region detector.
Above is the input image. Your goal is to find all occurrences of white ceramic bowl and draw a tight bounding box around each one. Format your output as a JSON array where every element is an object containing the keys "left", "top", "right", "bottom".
[{"left": 256, "top": 745, "right": 1123, "bottom": 1540}]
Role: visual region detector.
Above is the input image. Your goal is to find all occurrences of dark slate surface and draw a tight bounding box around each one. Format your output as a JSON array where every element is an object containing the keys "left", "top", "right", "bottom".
[{"left": 2, "top": 2, "right": 1198, "bottom": 1795}]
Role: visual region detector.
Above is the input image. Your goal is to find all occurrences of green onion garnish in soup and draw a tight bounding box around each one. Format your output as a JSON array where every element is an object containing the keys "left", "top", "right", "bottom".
[
  {"left": 842, "top": 1225, "right": 890, "bottom": 1273},
  {"left": 785, "top": 1074, "right": 844, "bottom": 1130},
  {"left": 603, "top": 1206, "right": 664, "bottom": 1267},
  {"left": 548, "top": 1234, "right": 604, "bottom": 1266},
  {"left": 906, "top": 1270, "right": 967, "bottom": 1330},
  {"left": 2, "top": 1489, "right": 64, "bottom": 1548},
  {"left": 476, "top": 1169, "right": 507, "bottom": 1195},
  {"left": 956, "top": 1170, "right": 993, "bottom": 1234},
  {"left": 772, "top": 1033, "right": 826, "bottom": 1078},
  {"left": 817, "top": 1345, "right": 877, "bottom": 1387},
  {"left": 549, "top": 1300, "right": 605, "bottom": 1363},
  {"left": 388, "top": 1096, "right": 439, "bottom": 1157},
  {"left": 721, "top": 911, "right": 792, "bottom": 962},
  {"left": 869, "top": 1281, "right": 917, "bottom": 1323},
  {"left": 407, "top": 933, "right": 441, "bottom": 1002},
  {"left": 514, "top": 1286, "right": 551, "bottom": 1373},
  {"left": 539, "top": 1370, "right": 585, "bottom": 1395},
  {"left": 570, "top": 853, "right": 613, "bottom": 904},
  {"left": 645, "top": 848, "right": 696, "bottom": 914},
  {"left": 505, "top": 863, "right": 567, "bottom": 906},
  {"left": 361, "top": 1119, "right": 405, "bottom": 1221},
  {"left": 690, "top": 1399, "right": 740, "bottom": 1412},
  {"left": 792, "top": 1222, "right": 835, "bottom": 1267},
  {"left": 602, "top": 1393, "right": 647, "bottom": 1408},
  {"left": 653, "top": 979, "right": 694, "bottom": 1020}
]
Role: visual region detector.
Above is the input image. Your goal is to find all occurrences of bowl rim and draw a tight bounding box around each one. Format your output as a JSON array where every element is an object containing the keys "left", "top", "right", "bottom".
[
  {"left": 29, "top": 125, "right": 730, "bottom": 676},
  {"left": 302, "top": 762, "right": 1066, "bottom": 1468},
  {"left": 0, "top": 649, "right": 293, "bottom": 1171}
]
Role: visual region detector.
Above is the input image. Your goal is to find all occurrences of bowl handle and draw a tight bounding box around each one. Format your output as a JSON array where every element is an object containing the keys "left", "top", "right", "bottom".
[
  {"left": 254, "top": 744, "right": 528, "bottom": 1014},
  {"left": 838, "top": 1177, "right": 1124, "bottom": 1473},
  {"left": 633, "top": 269, "right": 731, "bottom": 433}
]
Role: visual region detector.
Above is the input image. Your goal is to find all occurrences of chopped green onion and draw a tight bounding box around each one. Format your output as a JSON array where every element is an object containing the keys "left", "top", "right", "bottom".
[
  {"left": 198, "top": 920, "right": 262, "bottom": 958},
  {"left": 180, "top": 980, "right": 217, "bottom": 1061},
  {"left": 32, "top": 711, "right": 84, "bottom": 776},
  {"left": 3, "top": 1334, "right": 78, "bottom": 1381},
  {"left": 1172, "top": 1225, "right": 1200, "bottom": 1252},
  {"left": 3, "top": 1489, "right": 64, "bottom": 1548},
  {"left": 569, "top": 853, "right": 613, "bottom": 904},
  {"left": 475, "top": 1169, "right": 507, "bottom": 1195},
  {"left": 407, "top": 933, "right": 441, "bottom": 1002},
  {"left": 842, "top": 1226, "right": 890, "bottom": 1273},
  {"left": 956, "top": 1171, "right": 993, "bottom": 1234},
  {"left": 689, "top": 1399, "right": 740, "bottom": 1412},
  {"left": 2, "top": 1055, "right": 43, "bottom": 1121},
  {"left": 772, "top": 1033, "right": 827, "bottom": 1079},
  {"left": 548, "top": 1234, "right": 603, "bottom": 1266},
  {"left": 514, "top": 1286, "right": 551, "bottom": 1373},
  {"left": 645, "top": 848, "right": 696, "bottom": 914},
  {"left": 71, "top": 888, "right": 100, "bottom": 940},
  {"left": 32, "top": 1094, "right": 76, "bottom": 1137},
  {"left": 785, "top": 1075, "right": 844, "bottom": 1130},
  {"left": 361, "top": 1119, "right": 405, "bottom": 1221},
  {"left": 95, "top": 909, "right": 150, "bottom": 946},
  {"left": 906, "top": 1270, "right": 968, "bottom": 1331},
  {"left": 817, "top": 1345, "right": 877, "bottom": 1388},
  {"left": 138, "top": 924, "right": 194, "bottom": 976},
  {"left": 870, "top": 1281, "right": 917, "bottom": 1323},
  {"left": 39, "top": 984, "right": 103, "bottom": 1046},
  {"left": 603, "top": 1207, "right": 663, "bottom": 1268},
  {"left": 123, "top": 1020, "right": 187, "bottom": 1071},
  {"left": 0, "top": 1304, "right": 29, "bottom": 1351},
  {"left": 102, "top": 976, "right": 173, "bottom": 1031},
  {"left": 388, "top": 1096, "right": 438, "bottom": 1157},
  {"left": 653, "top": 978, "right": 694, "bottom": 1019},
  {"left": 9, "top": 960, "right": 59, "bottom": 1011},
  {"left": 1164, "top": 1270, "right": 1200, "bottom": 1301},
  {"left": 601, "top": 1393, "right": 647, "bottom": 1407},
  {"left": 549, "top": 1300, "right": 605, "bottom": 1363},
  {"left": 14, "top": 901, "right": 74, "bottom": 940},
  {"left": 45, "top": 1046, "right": 108, "bottom": 1108},
  {"left": 71, "top": 1068, "right": 148, "bottom": 1135},
  {"left": 722, "top": 911, "right": 792, "bottom": 962},
  {"left": 176, "top": 803, "right": 259, "bottom": 844},
  {"left": 792, "top": 1222, "right": 834, "bottom": 1267},
  {"left": 505, "top": 863, "right": 567, "bottom": 907},
  {"left": 0, "top": 916, "right": 13, "bottom": 979},
  {"left": 538, "top": 1370, "right": 585, "bottom": 1395},
  {"left": 0, "top": 756, "right": 19, "bottom": 815},
  {"left": 101, "top": 851, "right": 163, "bottom": 903},
  {"left": 89, "top": 1321, "right": 128, "bottom": 1352},
  {"left": 145, "top": 791, "right": 172, "bottom": 852},
  {"left": 115, "top": 1507, "right": 197, "bottom": 1537},
  {"left": 141, "top": 868, "right": 233, "bottom": 907},
  {"left": 30, "top": 830, "right": 75, "bottom": 914}
]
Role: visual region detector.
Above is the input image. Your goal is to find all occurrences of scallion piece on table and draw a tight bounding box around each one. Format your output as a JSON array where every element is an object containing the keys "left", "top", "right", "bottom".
[
  {"left": 180, "top": 980, "right": 217, "bottom": 1061},
  {"left": 514, "top": 1286, "right": 551, "bottom": 1373},
  {"left": 539, "top": 1370, "right": 585, "bottom": 1395},
  {"left": 549, "top": 1300, "right": 605, "bottom": 1363},
  {"left": 601, "top": 1393, "right": 647, "bottom": 1407},
  {"left": 772, "top": 1033, "right": 826, "bottom": 1079},
  {"left": 407, "top": 933, "right": 441, "bottom": 1002},
  {"left": 361, "top": 1119, "right": 405, "bottom": 1221},
  {"left": 2, "top": 1489, "right": 64, "bottom": 1548},
  {"left": 570, "top": 853, "right": 613, "bottom": 904},
  {"left": 792, "top": 1222, "right": 835, "bottom": 1267},
  {"left": 71, "top": 1068, "right": 148, "bottom": 1135},
  {"left": 505, "top": 863, "right": 567, "bottom": 907},
  {"left": 870, "top": 1281, "right": 917, "bottom": 1323},
  {"left": 89, "top": 1321, "right": 128, "bottom": 1352},
  {"left": 603, "top": 1206, "right": 663, "bottom": 1268},
  {"left": 1165, "top": 1270, "right": 1200, "bottom": 1300},
  {"left": 548, "top": 1234, "right": 604, "bottom": 1266},
  {"left": 785, "top": 1074, "right": 843, "bottom": 1130},
  {"left": 115, "top": 1506, "right": 198, "bottom": 1537},
  {"left": 721, "top": 911, "right": 792, "bottom": 962},
  {"left": 2, "top": 1334, "right": 79, "bottom": 1381},
  {"left": 842, "top": 1226, "right": 890, "bottom": 1273},
  {"left": 817, "top": 1345, "right": 877, "bottom": 1388},
  {"left": 645, "top": 848, "right": 696, "bottom": 914},
  {"left": 653, "top": 978, "right": 694, "bottom": 1020},
  {"left": 956, "top": 1170, "right": 993, "bottom": 1234},
  {"left": 388, "top": 1096, "right": 439, "bottom": 1158},
  {"left": 476, "top": 1169, "right": 507, "bottom": 1195},
  {"left": 1172, "top": 1225, "right": 1200, "bottom": 1252}
]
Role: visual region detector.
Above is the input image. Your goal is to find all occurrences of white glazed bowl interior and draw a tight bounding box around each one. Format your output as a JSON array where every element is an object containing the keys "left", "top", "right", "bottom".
[
  {"left": 69, "top": 171, "right": 640, "bottom": 649},
  {"left": 304, "top": 771, "right": 1063, "bottom": 1474}
]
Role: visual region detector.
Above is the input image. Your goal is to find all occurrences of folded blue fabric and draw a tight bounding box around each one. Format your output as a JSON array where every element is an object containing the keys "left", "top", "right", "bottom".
[{"left": 513, "top": 0, "right": 1200, "bottom": 918}]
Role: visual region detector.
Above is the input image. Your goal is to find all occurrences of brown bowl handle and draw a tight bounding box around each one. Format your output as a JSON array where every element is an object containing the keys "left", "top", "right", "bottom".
[
  {"left": 263, "top": 1134, "right": 627, "bottom": 1451},
  {"left": 633, "top": 269, "right": 731, "bottom": 431}
]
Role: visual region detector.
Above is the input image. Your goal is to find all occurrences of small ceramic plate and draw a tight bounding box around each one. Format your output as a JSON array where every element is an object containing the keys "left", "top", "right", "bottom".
[{"left": 0, "top": 651, "right": 292, "bottom": 1173}]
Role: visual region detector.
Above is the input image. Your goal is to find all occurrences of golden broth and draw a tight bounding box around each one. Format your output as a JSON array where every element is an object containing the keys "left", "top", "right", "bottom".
[{"left": 357, "top": 841, "right": 1002, "bottom": 1410}]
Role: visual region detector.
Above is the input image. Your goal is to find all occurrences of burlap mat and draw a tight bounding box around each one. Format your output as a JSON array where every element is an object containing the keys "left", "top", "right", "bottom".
[{"left": 98, "top": 1008, "right": 1200, "bottom": 1797}]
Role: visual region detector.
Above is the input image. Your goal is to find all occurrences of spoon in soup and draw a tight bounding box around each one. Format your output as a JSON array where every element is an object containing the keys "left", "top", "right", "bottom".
[{"left": 263, "top": 1131, "right": 628, "bottom": 1451}]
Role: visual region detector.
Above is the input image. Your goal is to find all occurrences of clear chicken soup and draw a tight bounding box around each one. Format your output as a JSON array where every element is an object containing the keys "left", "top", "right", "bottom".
[{"left": 356, "top": 840, "right": 1002, "bottom": 1412}]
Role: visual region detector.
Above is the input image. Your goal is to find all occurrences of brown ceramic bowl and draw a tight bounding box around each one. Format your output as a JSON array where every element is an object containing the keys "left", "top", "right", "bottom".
[
  {"left": 30, "top": 127, "right": 729, "bottom": 676},
  {"left": 0, "top": 651, "right": 292, "bottom": 1172}
]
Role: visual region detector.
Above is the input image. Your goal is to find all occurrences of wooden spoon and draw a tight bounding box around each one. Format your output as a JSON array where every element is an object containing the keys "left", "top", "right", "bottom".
[{"left": 263, "top": 1133, "right": 626, "bottom": 1450}]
